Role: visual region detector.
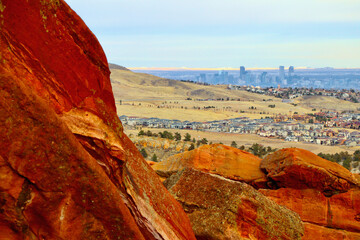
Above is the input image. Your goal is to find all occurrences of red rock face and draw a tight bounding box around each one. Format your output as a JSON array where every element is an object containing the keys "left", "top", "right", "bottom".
[
  {"left": 0, "top": 0, "right": 195, "bottom": 239},
  {"left": 259, "top": 188, "right": 360, "bottom": 233},
  {"left": 259, "top": 148, "right": 360, "bottom": 239},
  {"left": 164, "top": 168, "right": 304, "bottom": 240},
  {"left": 153, "top": 144, "right": 268, "bottom": 187},
  {"left": 303, "top": 223, "right": 360, "bottom": 240},
  {"left": 260, "top": 148, "right": 358, "bottom": 195}
]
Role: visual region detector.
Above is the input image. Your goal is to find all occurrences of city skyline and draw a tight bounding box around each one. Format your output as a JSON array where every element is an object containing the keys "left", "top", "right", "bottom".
[{"left": 67, "top": 0, "right": 360, "bottom": 68}]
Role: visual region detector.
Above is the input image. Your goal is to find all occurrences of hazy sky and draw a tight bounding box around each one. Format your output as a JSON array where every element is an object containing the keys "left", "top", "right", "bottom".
[{"left": 66, "top": 0, "right": 360, "bottom": 68}]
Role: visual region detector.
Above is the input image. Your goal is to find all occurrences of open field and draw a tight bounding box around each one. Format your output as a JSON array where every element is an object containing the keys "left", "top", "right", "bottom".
[{"left": 125, "top": 127, "right": 359, "bottom": 154}]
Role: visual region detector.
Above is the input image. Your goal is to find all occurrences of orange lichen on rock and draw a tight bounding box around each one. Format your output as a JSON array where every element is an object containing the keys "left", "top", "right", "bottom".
[
  {"left": 260, "top": 148, "right": 358, "bottom": 195},
  {"left": 153, "top": 144, "right": 267, "bottom": 187},
  {"left": 0, "top": 0, "right": 195, "bottom": 239},
  {"left": 164, "top": 168, "right": 304, "bottom": 240}
]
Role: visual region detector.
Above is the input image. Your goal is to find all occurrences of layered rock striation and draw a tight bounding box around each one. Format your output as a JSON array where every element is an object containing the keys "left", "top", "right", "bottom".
[{"left": 0, "top": 0, "right": 195, "bottom": 239}]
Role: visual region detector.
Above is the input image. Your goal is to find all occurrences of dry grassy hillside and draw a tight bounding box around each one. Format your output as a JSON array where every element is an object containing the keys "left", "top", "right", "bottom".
[
  {"left": 110, "top": 69, "right": 314, "bottom": 121},
  {"left": 295, "top": 96, "right": 360, "bottom": 112},
  {"left": 111, "top": 69, "right": 270, "bottom": 101}
]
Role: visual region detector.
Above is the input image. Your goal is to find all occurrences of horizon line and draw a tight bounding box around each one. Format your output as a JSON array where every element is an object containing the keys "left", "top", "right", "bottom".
[{"left": 128, "top": 67, "right": 360, "bottom": 71}]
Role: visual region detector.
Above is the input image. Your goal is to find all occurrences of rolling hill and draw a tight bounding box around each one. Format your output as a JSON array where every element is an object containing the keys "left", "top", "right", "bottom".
[{"left": 110, "top": 68, "right": 317, "bottom": 121}]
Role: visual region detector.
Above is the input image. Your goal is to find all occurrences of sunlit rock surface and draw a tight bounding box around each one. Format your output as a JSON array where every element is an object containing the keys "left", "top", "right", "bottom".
[
  {"left": 260, "top": 148, "right": 358, "bottom": 195},
  {"left": 153, "top": 144, "right": 268, "bottom": 188}
]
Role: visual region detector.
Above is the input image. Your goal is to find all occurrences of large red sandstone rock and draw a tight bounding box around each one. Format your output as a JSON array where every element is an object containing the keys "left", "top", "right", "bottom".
[
  {"left": 0, "top": 0, "right": 195, "bottom": 239},
  {"left": 153, "top": 144, "right": 267, "bottom": 187},
  {"left": 260, "top": 148, "right": 358, "bottom": 195},
  {"left": 329, "top": 189, "right": 360, "bottom": 232},
  {"left": 259, "top": 188, "right": 360, "bottom": 233},
  {"left": 164, "top": 168, "right": 304, "bottom": 240},
  {"left": 303, "top": 223, "right": 360, "bottom": 240}
]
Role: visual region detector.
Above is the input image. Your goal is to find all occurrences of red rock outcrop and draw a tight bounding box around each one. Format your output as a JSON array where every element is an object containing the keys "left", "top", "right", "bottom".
[
  {"left": 153, "top": 144, "right": 267, "bottom": 187},
  {"left": 260, "top": 148, "right": 358, "bottom": 195},
  {"left": 164, "top": 168, "right": 304, "bottom": 240},
  {"left": 259, "top": 149, "right": 360, "bottom": 239},
  {"left": 0, "top": 0, "right": 195, "bottom": 239},
  {"left": 303, "top": 223, "right": 360, "bottom": 240},
  {"left": 259, "top": 188, "right": 360, "bottom": 233}
]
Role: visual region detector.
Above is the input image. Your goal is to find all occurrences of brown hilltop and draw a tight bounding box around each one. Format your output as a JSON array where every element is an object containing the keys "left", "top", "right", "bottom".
[{"left": 0, "top": 0, "right": 195, "bottom": 239}]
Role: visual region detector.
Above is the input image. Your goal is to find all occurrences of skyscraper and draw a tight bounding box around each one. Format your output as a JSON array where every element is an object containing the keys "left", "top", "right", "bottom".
[
  {"left": 288, "top": 66, "right": 294, "bottom": 77},
  {"left": 279, "top": 66, "right": 285, "bottom": 80},
  {"left": 240, "top": 66, "right": 246, "bottom": 80},
  {"left": 260, "top": 72, "right": 267, "bottom": 83}
]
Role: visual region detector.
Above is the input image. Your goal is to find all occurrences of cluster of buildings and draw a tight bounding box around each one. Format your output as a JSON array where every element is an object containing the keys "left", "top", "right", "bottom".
[
  {"left": 236, "top": 66, "right": 360, "bottom": 90},
  {"left": 138, "top": 67, "right": 360, "bottom": 90},
  {"left": 228, "top": 85, "right": 360, "bottom": 103},
  {"left": 120, "top": 113, "right": 360, "bottom": 147}
]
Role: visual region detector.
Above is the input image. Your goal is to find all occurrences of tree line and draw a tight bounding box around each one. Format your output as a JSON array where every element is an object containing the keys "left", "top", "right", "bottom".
[{"left": 317, "top": 150, "right": 360, "bottom": 170}]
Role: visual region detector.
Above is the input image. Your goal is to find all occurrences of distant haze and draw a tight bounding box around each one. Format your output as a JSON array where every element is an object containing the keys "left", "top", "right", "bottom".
[{"left": 67, "top": 0, "right": 360, "bottom": 68}]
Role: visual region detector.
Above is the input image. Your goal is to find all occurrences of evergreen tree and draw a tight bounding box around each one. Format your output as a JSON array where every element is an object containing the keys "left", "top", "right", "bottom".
[
  {"left": 249, "top": 143, "right": 267, "bottom": 157},
  {"left": 151, "top": 154, "right": 158, "bottom": 162},
  {"left": 140, "top": 148, "right": 148, "bottom": 158},
  {"left": 188, "top": 143, "right": 195, "bottom": 151},
  {"left": 231, "top": 141, "right": 237, "bottom": 148},
  {"left": 184, "top": 133, "right": 191, "bottom": 141},
  {"left": 174, "top": 132, "right": 181, "bottom": 141},
  {"left": 200, "top": 138, "right": 208, "bottom": 145}
]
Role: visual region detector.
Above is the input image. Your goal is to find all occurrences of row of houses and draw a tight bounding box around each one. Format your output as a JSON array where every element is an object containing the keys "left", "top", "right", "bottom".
[{"left": 120, "top": 115, "right": 360, "bottom": 146}]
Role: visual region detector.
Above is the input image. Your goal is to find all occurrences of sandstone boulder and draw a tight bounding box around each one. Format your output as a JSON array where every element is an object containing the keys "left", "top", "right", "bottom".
[
  {"left": 164, "top": 168, "right": 304, "bottom": 240},
  {"left": 153, "top": 144, "right": 267, "bottom": 187},
  {"left": 0, "top": 0, "right": 195, "bottom": 239},
  {"left": 260, "top": 188, "right": 360, "bottom": 232},
  {"left": 259, "top": 187, "right": 360, "bottom": 239},
  {"left": 260, "top": 148, "right": 358, "bottom": 195},
  {"left": 303, "top": 223, "right": 360, "bottom": 240}
]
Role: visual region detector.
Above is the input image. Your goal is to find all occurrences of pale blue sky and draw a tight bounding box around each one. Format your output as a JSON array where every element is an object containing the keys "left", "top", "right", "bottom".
[{"left": 66, "top": 0, "right": 360, "bottom": 68}]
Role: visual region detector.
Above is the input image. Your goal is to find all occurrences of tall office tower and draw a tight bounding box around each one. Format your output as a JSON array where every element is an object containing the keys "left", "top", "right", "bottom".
[
  {"left": 200, "top": 73, "right": 206, "bottom": 83},
  {"left": 279, "top": 66, "right": 285, "bottom": 80},
  {"left": 289, "top": 66, "right": 294, "bottom": 77},
  {"left": 240, "top": 66, "right": 246, "bottom": 80},
  {"left": 260, "top": 72, "right": 267, "bottom": 83}
]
